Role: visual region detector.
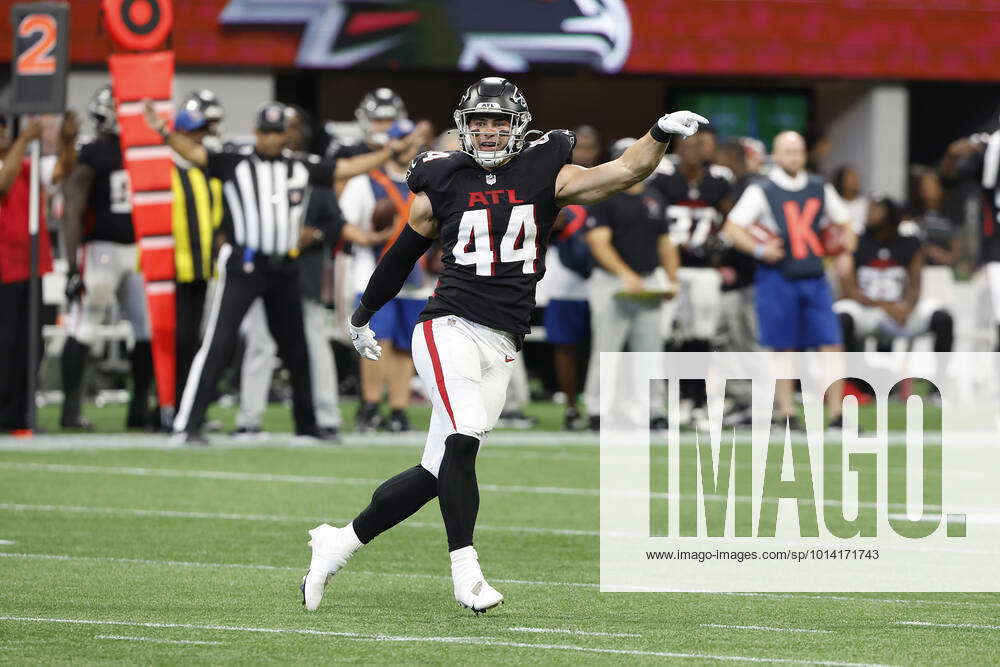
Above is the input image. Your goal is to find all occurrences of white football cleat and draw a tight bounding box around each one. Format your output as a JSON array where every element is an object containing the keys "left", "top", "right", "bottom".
[
  {"left": 300, "top": 523, "right": 362, "bottom": 611},
  {"left": 450, "top": 546, "right": 504, "bottom": 614}
]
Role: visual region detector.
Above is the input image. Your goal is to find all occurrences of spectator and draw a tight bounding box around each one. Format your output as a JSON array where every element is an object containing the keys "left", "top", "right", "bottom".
[
  {"left": 582, "top": 138, "right": 679, "bottom": 431},
  {"left": 740, "top": 137, "right": 766, "bottom": 175},
  {"left": 835, "top": 195, "right": 953, "bottom": 352},
  {"left": 722, "top": 131, "right": 854, "bottom": 429},
  {"left": 832, "top": 165, "right": 869, "bottom": 235},
  {"left": 909, "top": 169, "right": 960, "bottom": 268}
]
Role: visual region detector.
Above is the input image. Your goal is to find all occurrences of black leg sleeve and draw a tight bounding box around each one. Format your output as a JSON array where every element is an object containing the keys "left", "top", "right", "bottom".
[
  {"left": 930, "top": 309, "right": 954, "bottom": 353},
  {"left": 352, "top": 464, "right": 439, "bottom": 544},
  {"left": 60, "top": 336, "right": 89, "bottom": 425},
  {"left": 437, "top": 433, "right": 481, "bottom": 552},
  {"left": 127, "top": 340, "right": 153, "bottom": 428},
  {"left": 351, "top": 225, "right": 433, "bottom": 326},
  {"left": 839, "top": 312, "right": 859, "bottom": 353}
]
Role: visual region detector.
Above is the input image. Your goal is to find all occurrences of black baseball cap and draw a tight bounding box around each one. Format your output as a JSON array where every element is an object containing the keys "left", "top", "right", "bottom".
[{"left": 255, "top": 102, "right": 288, "bottom": 133}]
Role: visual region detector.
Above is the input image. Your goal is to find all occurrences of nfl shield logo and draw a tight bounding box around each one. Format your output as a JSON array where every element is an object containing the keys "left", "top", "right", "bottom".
[{"left": 486, "top": 173, "right": 496, "bottom": 185}]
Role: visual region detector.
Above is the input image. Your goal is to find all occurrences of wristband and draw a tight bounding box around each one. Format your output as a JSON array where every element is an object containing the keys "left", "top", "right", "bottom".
[
  {"left": 649, "top": 122, "right": 671, "bottom": 143},
  {"left": 351, "top": 302, "right": 377, "bottom": 328},
  {"left": 753, "top": 243, "right": 766, "bottom": 260},
  {"left": 158, "top": 126, "right": 171, "bottom": 141}
]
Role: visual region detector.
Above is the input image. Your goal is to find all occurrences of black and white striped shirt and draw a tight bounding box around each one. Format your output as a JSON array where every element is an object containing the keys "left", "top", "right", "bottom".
[{"left": 206, "top": 148, "right": 336, "bottom": 256}]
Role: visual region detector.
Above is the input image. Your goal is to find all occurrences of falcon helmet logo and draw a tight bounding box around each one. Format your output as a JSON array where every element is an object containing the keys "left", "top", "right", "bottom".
[{"left": 219, "top": 0, "right": 632, "bottom": 72}]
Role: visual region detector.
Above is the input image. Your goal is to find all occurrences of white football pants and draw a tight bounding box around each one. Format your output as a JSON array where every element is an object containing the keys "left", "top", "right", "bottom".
[{"left": 411, "top": 315, "right": 517, "bottom": 477}]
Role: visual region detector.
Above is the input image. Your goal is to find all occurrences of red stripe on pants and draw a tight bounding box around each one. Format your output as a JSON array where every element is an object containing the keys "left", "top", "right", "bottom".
[{"left": 422, "top": 320, "right": 456, "bottom": 430}]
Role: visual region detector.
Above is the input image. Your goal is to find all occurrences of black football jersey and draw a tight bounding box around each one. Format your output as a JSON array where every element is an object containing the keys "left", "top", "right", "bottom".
[
  {"left": 407, "top": 130, "right": 576, "bottom": 335},
  {"left": 78, "top": 134, "right": 134, "bottom": 244},
  {"left": 853, "top": 231, "right": 921, "bottom": 303},
  {"left": 649, "top": 165, "right": 731, "bottom": 267},
  {"left": 584, "top": 189, "right": 668, "bottom": 276},
  {"left": 718, "top": 174, "right": 756, "bottom": 291}
]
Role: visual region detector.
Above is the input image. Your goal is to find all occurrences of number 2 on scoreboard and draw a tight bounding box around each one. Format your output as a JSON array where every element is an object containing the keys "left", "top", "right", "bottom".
[{"left": 16, "top": 14, "right": 58, "bottom": 76}]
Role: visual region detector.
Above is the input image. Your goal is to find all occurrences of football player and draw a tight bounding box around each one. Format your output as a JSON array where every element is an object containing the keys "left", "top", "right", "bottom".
[
  {"left": 300, "top": 77, "right": 707, "bottom": 613},
  {"left": 650, "top": 133, "right": 732, "bottom": 353},
  {"left": 60, "top": 85, "right": 154, "bottom": 431},
  {"left": 185, "top": 89, "right": 225, "bottom": 152},
  {"left": 835, "top": 195, "right": 953, "bottom": 353},
  {"left": 941, "top": 128, "right": 1000, "bottom": 348},
  {"left": 327, "top": 88, "right": 408, "bottom": 163}
]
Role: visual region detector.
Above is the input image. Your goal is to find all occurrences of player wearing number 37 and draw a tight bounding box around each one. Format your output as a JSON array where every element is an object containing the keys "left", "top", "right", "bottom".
[{"left": 302, "top": 77, "right": 708, "bottom": 614}]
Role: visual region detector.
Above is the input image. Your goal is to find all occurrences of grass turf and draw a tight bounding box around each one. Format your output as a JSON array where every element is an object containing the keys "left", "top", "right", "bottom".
[{"left": 2, "top": 401, "right": 992, "bottom": 664}]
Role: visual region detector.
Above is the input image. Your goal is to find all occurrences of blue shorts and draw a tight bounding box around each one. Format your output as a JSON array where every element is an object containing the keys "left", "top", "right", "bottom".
[
  {"left": 361, "top": 296, "right": 425, "bottom": 351},
  {"left": 545, "top": 299, "right": 590, "bottom": 344},
  {"left": 754, "top": 266, "right": 842, "bottom": 349}
]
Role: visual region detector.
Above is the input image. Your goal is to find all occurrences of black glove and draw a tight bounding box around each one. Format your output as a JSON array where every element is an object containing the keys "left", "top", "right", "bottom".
[{"left": 65, "top": 267, "right": 85, "bottom": 302}]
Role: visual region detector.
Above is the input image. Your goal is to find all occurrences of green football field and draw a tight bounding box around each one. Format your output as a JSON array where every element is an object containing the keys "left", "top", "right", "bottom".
[{"left": 2, "top": 401, "right": 997, "bottom": 664}]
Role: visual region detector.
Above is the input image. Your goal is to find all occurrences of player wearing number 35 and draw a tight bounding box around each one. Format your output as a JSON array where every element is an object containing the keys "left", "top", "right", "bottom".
[{"left": 302, "top": 77, "right": 708, "bottom": 614}]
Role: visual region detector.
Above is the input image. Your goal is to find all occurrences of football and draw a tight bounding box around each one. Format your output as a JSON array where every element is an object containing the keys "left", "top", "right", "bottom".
[
  {"left": 822, "top": 223, "right": 848, "bottom": 255},
  {"left": 371, "top": 197, "right": 398, "bottom": 232},
  {"left": 747, "top": 221, "right": 778, "bottom": 244}
]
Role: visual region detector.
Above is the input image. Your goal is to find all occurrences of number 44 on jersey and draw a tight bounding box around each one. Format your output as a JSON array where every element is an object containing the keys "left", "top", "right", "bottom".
[{"left": 455, "top": 204, "right": 539, "bottom": 276}]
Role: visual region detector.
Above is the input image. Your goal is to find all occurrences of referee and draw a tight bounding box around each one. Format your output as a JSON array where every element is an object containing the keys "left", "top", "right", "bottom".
[{"left": 144, "top": 100, "right": 410, "bottom": 443}]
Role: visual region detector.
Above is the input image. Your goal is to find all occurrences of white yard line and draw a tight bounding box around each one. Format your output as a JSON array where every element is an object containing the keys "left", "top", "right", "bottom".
[
  {"left": 897, "top": 621, "right": 1000, "bottom": 630},
  {"left": 0, "top": 432, "right": 599, "bottom": 451},
  {"left": 0, "top": 551, "right": 594, "bottom": 587},
  {"left": 1, "top": 429, "right": 991, "bottom": 453},
  {"left": 508, "top": 626, "right": 640, "bottom": 637},
  {"left": 0, "top": 503, "right": 599, "bottom": 537},
  {"left": 701, "top": 624, "right": 833, "bottom": 634},
  {"left": 6, "top": 462, "right": 999, "bottom": 517},
  {"left": 3, "top": 501, "right": 995, "bottom": 558},
  {"left": 3, "top": 552, "right": 999, "bottom": 609},
  {"left": 95, "top": 634, "right": 224, "bottom": 646},
  {"left": 0, "top": 462, "right": 600, "bottom": 497},
  {"left": 0, "top": 539, "right": 15, "bottom": 545},
  {"left": 5, "top": 503, "right": 994, "bottom": 554},
  {"left": 0, "top": 616, "right": 895, "bottom": 666}
]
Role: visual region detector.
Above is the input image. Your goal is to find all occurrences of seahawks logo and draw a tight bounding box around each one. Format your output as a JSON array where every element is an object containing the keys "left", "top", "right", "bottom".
[{"left": 219, "top": 0, "right": 631, "bottom": 72}]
